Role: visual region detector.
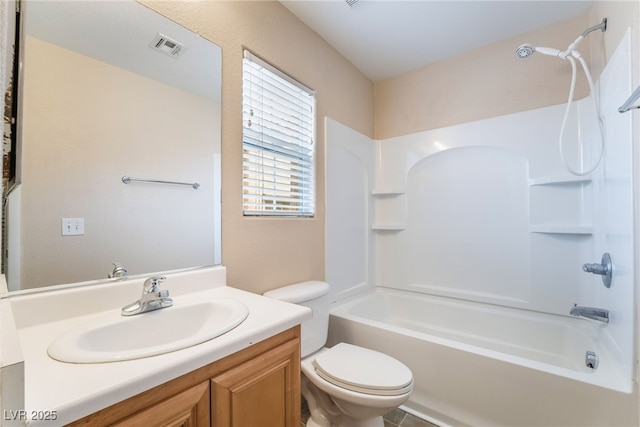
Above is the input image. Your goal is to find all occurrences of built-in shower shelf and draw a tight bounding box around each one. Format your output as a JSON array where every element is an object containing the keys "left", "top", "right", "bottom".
[
  {"left": 529, "top": 224, "right": 593, "bottom": 235},
  {"left": 371, "top": 188, "right": 406, "bottom": 195},
  {"left": 529, "top": 175, "right": 592, "bottom": 186},
  {"left": 371, "top": 188, "right": 407, "bottom": 231},
  {"left": 371, "top": 223, "right": 407, "bottom": 231}
]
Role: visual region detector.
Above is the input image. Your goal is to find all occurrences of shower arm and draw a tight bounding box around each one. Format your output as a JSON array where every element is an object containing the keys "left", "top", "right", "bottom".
[
  {"left": 562, "top": 18, "right": 607, "bottom": 58},
  {"left": 581, "top": 18, "right": 607, "bottom": 37}
]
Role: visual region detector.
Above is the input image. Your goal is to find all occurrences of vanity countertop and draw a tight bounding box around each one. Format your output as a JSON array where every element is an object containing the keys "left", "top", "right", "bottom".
[{"left": 5, "top": 266, "right": 311, "bottom": 426}]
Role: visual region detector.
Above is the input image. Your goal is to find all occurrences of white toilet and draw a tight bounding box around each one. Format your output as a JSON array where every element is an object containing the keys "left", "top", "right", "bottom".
[{"left": 264, "top": 281, "right": 413, "bottom": 427}]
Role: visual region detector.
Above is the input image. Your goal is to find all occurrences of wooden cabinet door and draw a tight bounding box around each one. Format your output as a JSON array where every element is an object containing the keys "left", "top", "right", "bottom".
[
  {"left": 211, "top": 338, "right": 300, "bottom": 427},
  {"left": 112, "top": 381, "right": 210, "bottom": 427}
]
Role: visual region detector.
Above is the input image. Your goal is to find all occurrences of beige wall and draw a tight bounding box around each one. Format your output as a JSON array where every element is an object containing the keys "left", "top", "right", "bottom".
[
  {"left": 590, "top": 1, "right": 640, "bottom": 79},
  {"left": 20, "top": 36, "right": 219, "bottom": 288},
  {"left": 374, "top": 13, "right": 592, "bottom": 139},
  {"left": 374, "top": 1, "right": 640, "bottom": 139},
  {"left": 141, "top": 1, "right": 375, "bottom": 294}
]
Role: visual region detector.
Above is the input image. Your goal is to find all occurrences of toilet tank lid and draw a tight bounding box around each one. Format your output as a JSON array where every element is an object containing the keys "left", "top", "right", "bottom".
[{"left": 263, "top": 281, "right": 330, "bottom": 303}]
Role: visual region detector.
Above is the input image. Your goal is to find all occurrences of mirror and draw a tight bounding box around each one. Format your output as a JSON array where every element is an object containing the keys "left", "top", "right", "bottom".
[{"left": 5, "top": 0, "right": 222, "bottom": 291}]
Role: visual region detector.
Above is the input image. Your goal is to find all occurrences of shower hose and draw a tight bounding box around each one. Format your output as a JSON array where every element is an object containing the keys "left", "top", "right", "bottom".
[{"left": 558, "top": 49, "right": 605, "bottom": 176}]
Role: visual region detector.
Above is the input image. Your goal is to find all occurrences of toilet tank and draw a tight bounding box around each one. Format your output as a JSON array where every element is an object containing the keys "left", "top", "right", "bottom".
[{"left": 263, "top": 281, "right": 330, "bottom": 358}]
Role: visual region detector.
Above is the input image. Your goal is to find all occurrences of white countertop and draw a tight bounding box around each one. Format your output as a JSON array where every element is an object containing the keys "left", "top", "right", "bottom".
[{"left": 4, "top": 266, "right": 311, "bottom": 426}]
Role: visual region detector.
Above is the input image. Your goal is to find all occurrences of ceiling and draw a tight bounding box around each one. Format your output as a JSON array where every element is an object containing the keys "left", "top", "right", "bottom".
[
  {"left": 25, "top": 1, "right": 592, "bottom": 94},
  {"left": 280, "top": 0, "right": 593, "bottom": 81}
]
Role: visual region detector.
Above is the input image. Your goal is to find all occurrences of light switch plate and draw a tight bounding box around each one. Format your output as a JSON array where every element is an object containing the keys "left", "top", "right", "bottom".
[{"left": 61, "top": 218, "right": 85, "bottom": 236}]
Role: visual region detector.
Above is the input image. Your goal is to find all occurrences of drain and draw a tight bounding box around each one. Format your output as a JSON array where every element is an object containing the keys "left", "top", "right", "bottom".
[{"left": 585, "top": 351, "right": 599, "bottom": 369}]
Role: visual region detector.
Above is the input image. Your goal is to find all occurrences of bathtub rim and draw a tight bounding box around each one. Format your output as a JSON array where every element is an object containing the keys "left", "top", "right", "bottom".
[{"left": 329, "top": 286, "right": 633, "bottom": 394}]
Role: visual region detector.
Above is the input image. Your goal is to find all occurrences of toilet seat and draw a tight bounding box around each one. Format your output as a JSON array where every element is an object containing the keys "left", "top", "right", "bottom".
[{"left": 312, "top": 343, "right": 413, "bottom": 396}]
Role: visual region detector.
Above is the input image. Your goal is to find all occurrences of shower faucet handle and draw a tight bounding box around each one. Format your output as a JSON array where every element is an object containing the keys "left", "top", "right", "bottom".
[
  {"left": 582, "top": 263, "right": 607, "bottom": 275},
  {"left": 582, "top": 253, "right": 612, "bottom": 288}
]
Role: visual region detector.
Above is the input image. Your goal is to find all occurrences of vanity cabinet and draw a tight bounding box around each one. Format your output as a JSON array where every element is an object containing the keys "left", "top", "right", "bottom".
[
  {"left": 66, "top": 327, "right": 301, "bottom": 427},
  {"left": 211, "top": 337, "right": 299, "bottom": 426}
]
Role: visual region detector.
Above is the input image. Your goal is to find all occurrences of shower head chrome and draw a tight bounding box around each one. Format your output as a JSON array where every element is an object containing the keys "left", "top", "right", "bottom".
[
  {"left": 515, "top": 44, "right": 562, "bottom": 59},
  {"left": 515, "top": 44, "right": 534, "bottom": 58},
  {"left": 581, "top": 18, "right": 607, "bottom": 37}
]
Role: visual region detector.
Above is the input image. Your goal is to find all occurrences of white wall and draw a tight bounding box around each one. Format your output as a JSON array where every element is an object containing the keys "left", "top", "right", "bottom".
[
  {"left": 326, "top": 28, "right": 635, "bottom": 389},
  {"left": 325, "top": 118, "right": 376, "bottom": 302},
  {"left": 590, "top": 29, "right": 635, "bottom": 382}
]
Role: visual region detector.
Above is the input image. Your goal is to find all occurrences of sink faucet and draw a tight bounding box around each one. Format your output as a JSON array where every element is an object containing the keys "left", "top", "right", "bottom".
[
  {"left": 570, "top": 304, "right": 609, "bottom": 323},
  {"left": 121, "top": 276, "right": 173, "bottom": 316},
  {"left": 108, "top": 262, "right": 127, "bottom": 279}
]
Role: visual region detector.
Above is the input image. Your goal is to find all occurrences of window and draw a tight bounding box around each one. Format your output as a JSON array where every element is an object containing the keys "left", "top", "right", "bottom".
[{"left": 242, "top": 50, "right": 316, "bottom": 216}]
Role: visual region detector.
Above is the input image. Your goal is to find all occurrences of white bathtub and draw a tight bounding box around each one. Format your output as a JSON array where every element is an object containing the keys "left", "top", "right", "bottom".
[{"left": 327, "top": 288, "right": 638, "bottom": 427}]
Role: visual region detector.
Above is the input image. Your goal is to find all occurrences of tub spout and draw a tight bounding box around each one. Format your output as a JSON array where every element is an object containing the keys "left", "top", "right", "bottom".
[{"left": 570, "top": 304, "right": 609, "bottom": 323}]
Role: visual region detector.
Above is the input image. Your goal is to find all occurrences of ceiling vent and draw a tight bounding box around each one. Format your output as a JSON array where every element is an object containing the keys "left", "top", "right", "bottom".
[
  {"left": 149, "top": 33, "right": 187, "bottom": 58},
  {"left": 345, "top": 0, "right": 364, "bottom": 7}
]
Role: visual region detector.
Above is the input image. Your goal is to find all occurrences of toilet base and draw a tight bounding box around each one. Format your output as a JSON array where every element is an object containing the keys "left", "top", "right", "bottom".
[
  {"left": 302, "top": 375, "right": 387, "bottom": 427},
  {"left": 305, "top": 415, "right": 384, "bottom": 427}
]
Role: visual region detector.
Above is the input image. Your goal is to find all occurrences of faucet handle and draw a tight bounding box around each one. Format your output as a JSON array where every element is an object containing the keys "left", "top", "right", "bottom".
[
  {"left": 582, "top": 253, "right": 612, "bottom": 288},
  {"left": 143, "top": 276, "right": 166, "bottom": 293}
]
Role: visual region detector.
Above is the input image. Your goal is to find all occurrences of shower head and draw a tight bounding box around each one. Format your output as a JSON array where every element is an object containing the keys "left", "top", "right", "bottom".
[
  {"left": 515, "top": 44, "right": 534, "bottom": 58},
  {"left": 517, "top": 18, "right": 606, "bottom": 62},
  {"left": 515, "top": 44, "right": 562, "bottom": 59}
]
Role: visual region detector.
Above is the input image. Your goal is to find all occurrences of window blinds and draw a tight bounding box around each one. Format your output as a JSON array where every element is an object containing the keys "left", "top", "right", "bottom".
[{"left": 242, "top": 50, "right": 316, "bottom": 216}]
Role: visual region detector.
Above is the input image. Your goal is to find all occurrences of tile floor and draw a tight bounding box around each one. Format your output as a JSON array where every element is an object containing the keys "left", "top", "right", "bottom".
[
  {"left": 382, "top": 408, "right": 438, "bottom": 427},
  {"left": 301, "top": 399, "right": 438, "bottom": 427}
]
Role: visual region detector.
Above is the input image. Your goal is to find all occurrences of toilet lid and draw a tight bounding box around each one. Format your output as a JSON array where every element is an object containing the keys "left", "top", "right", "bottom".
[{"left": 312, "top": 343, "right": 413, "bottom": 396}]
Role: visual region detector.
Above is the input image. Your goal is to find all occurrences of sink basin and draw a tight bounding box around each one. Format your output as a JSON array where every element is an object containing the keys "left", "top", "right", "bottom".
[{"left": 48, "top": 298, "right": 249, "bottom": 363}]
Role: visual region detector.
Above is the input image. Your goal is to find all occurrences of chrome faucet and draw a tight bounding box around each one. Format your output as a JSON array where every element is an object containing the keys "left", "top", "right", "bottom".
[
  {"left": 570, "top": 304, "right": 609, "bottom": 323},
  {"left": 109, "top": 262, "right": 127, "bottom": 279},
  {"left": 121, "top": 276, "right": 173, "bottom": 316}
]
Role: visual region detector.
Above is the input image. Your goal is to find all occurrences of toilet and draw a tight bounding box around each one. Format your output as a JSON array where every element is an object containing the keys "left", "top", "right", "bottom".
[{"left": 264, "top": 281, "right": 413, "bottom": 427}]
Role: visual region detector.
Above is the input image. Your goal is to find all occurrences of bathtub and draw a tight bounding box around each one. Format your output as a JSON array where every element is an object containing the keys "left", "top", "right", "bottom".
[{"left": 327, "top": 288, "right": 638, "bottom": 427}]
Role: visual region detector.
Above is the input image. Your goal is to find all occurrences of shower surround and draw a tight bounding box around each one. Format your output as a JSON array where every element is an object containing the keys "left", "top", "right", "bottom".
[{"left": 326, "top": 30, "right": 636, "bottom": 426}]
